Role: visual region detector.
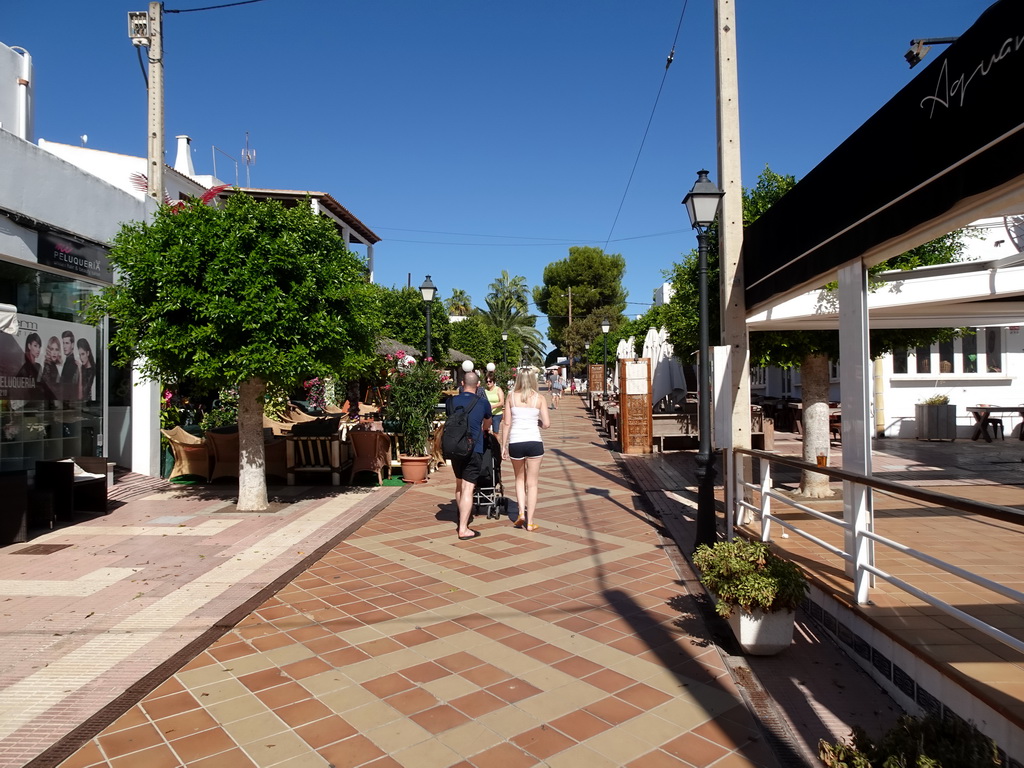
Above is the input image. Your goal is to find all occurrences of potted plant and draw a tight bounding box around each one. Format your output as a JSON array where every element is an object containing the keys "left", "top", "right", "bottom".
[
  {"left": 692, "top": 538, "right": 808, "bottom": 655},
  {"left": 915, "top": 393, "right": 956, "bottom": 441},
  {"left": 384, "top": 352, "right": 445, "bottom": 483}
]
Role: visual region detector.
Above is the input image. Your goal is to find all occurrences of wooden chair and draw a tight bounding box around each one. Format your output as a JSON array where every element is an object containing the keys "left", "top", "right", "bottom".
[
  {"left": 161, "top": 426, "right": 210, "bottom": 482},
  {"left": 348, "top": 429, "right": 392, "bottom": 485},
  {"left": 263, "top": 416, "right": 293, "bottom": 436},
  {"left": 205, "top": 429, "right": 240, "bottom": 482},
  {"left": 286, "top": 434, "right": 344, "bottom": 486}
]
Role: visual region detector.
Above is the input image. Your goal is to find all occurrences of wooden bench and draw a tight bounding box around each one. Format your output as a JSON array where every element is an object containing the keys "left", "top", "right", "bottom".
[{"left": 651, "top": 412, "right": 698, "bottom": 452}]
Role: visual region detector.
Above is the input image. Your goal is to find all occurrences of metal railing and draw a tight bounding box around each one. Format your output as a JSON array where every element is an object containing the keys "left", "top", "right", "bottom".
[{"left": 728, "top": 447, "right": 1024, "bottom": 656}]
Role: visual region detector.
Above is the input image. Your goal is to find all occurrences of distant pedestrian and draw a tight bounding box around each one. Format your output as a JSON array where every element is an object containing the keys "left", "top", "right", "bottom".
[
  {"left": 484, "top": 372, "right": 505, "bottom": 437},
  {"left": 500, "top": 369, "right": 549, "bottom": 531},
  {"left": 445, "top": 371, "right": 492, "bottom": 541},
  {"left": 550, "top": 375, "right": 564, "bottom": 409}
]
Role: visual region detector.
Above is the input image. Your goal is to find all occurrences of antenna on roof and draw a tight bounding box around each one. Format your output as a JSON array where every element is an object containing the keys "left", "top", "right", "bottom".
[{"left": 241, "top": 131, "right": 256, "bottom": 187}]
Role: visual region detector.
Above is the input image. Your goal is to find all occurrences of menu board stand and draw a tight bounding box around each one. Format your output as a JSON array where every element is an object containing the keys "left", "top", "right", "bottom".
[{"left": 619, "top": 358, "right": 652, "bottom": 454}]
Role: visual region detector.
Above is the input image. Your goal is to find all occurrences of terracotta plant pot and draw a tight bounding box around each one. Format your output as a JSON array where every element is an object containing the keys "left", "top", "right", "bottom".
[{"left": 399, "top": 455, "right": 430, "bottom": 484}]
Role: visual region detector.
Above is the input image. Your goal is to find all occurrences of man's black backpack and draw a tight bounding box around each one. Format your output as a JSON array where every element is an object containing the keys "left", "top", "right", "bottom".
[{"left": 442, "top": 393, "right": 483, "bottom": 460}]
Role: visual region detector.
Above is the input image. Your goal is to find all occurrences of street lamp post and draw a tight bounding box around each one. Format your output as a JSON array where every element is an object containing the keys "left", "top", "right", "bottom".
[
  {"left": 419, "top": 275, "right": 438, "bottom": 360},
  {"left": 682, "top": 170, "right": 724, "bottom": 550},
  {"left": 501, "top": 331, "right": 508, "bottom": 365},
  {"left": 600, "top": 318, "right": 610, "bottom": 400}
]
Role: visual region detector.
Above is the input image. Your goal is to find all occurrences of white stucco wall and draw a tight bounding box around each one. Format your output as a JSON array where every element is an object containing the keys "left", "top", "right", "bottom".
[{"left": 0, "top": 130, "right": 151, "bottom": 244}]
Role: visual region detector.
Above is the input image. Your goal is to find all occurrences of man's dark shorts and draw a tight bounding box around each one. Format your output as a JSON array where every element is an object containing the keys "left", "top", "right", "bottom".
[{"left": 451, "top": 452, "right": 485, "bottom": 484}]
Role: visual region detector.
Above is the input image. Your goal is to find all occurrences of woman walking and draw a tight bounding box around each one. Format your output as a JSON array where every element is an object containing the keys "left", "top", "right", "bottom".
[
  {"left": 484, "top": 372, "right": 505, "bottom": 437},
  {"left": 500, "top": 369, "right": 549, "bottom": 531}
]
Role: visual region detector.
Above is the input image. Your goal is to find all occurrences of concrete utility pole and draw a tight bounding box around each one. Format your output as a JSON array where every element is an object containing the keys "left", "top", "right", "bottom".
[
  {"left": 147, "top": 2, "right": 164, "bottom": 204},
  {"left": 715, "top": 0, "right": 751, "bottom": 503}
]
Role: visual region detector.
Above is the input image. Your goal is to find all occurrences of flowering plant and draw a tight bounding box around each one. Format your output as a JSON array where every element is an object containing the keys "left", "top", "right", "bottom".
[
  {"left": 384, "top": 351, "right": 444, "bottom": 456},
  {"left": 303, "top": 377, "right": 328, "bottom": 411}
]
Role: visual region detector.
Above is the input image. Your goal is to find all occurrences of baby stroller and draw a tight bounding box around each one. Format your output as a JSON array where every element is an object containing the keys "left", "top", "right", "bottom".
[{"left": 474, "top": 432, "right": 508, "bottom": 519}]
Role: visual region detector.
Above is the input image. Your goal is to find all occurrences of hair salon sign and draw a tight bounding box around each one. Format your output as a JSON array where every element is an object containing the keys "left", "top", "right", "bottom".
[{"left": 37, "top": 232, "right": 111, "bottom": 282}]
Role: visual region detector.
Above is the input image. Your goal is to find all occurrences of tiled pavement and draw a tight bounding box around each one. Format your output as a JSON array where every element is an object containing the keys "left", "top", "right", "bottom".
[{"left": 4, "top": 397, "right": 941, "bottom": 768}]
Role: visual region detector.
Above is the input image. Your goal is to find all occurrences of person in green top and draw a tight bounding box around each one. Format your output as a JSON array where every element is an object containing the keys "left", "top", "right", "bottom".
[{"left": 484, "top": 372, "right": 505, "bottom": 436}]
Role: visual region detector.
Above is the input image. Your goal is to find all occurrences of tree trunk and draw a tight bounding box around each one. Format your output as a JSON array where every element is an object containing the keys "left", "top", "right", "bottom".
[
  {"left": 237, "top": 376, "right": 269, "bottom": 512},
  {"left": 797, "top": 353, "right": 834, "bottom": 499}
]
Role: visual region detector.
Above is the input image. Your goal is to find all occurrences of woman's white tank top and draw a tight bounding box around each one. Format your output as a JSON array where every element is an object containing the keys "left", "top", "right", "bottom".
[{"left": 508, "top": 396, "right": 542, "bottom": 444}]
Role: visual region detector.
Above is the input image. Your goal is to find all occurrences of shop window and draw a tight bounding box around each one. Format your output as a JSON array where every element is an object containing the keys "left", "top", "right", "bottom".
[
  {"left": 962, "top": 333, "right": 978, "bottom": 373},
  {"left": 0, "top": 259, "right": 105, "bottom": 471},
  {"left": 892, "top": 348, "right": 908, "bottom": 374},
  {"left": 915, "top": 346, "right": 931, "bottom": 374},
  {"left": 985, "top": 328, "right": 1003, "bottom": 372},
  {"left": 938, "top": 340, "right": 954, "bottom": 373}
]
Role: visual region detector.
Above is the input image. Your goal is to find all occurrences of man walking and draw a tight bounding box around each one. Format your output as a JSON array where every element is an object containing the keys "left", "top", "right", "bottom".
[
  {"left": 446, "top": 371, "right": 492, "bottom": 541},
  {"left": 550, "top": 374, "right": 564, "bottom": 409}
]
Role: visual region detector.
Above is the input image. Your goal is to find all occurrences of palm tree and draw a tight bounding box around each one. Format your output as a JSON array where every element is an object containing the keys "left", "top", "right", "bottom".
[
  {"left": 444, "top": 289, "right": 473, "bottom": 316},
  {"left": 488, "top": 271, "right": 530, "bottom": 316},
  {"left": 482, "top": 294, "right": 545, "bottom": 365}
]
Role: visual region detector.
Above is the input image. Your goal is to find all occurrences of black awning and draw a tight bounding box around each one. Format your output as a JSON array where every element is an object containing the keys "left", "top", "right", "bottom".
[{"left": 744, "top": 0, "right": 1024, "bottom": 310}]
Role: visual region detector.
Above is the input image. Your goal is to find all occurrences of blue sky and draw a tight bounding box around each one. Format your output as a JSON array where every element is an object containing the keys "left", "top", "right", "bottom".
[{"left": 7, "top": 0, "right": 992, "bottom": 348}]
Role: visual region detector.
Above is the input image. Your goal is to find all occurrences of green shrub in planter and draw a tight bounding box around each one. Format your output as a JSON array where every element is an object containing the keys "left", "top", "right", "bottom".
[
  {"left": 692, "top": 539, "right": 807, "bottom": 618},
  {"left": 818, "top": 712, "right": 999, "bottom": 767}
]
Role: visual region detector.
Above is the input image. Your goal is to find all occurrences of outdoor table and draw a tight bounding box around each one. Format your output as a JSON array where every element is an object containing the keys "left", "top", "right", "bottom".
[{"left": 965, "top": 406, "right": 1024, "bottom": 442}]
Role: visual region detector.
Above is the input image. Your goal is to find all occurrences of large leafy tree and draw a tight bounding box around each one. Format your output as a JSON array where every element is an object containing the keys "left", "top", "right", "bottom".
[
  {"left": 534, "top": 246, "right": 628, "bottom": 367},
  {"left": 88, "top": 192, "right": 379, "bottom": 511},
  {"left": 374, "top": 285, "right": 451, "bottom": 362},
  {"left": 666, "top": 167, "right": 968, "bottom": 497},
  {"left": 448, "top": 315, "right": 509, "bottom": 368}
]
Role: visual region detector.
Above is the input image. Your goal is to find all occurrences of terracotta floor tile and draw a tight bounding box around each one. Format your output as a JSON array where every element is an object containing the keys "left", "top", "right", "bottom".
[
  {"left": 449, "top": 689, "right": 507, "bottom": 718},
  {"left": 282, "top": 656, "right": 334, "bottom": 680},
  {"left": 108, "top": 743, "right": 183, "bottom": 768},
  {"left": 254, "top": 681, "right": 312, "bottom": 709},
  {"left": 625, "top": 749, "right": 693, "bottom": 767},
  {"left": 436, "top": 651, "right": 484, "bottom": 673},
  {"left": 357, "top": 637, "right": 404, "bottom": 657},
  {"left": 475, "top": 622, "right": 518, "bottom": 640},
  {"left": 238, "top": 667, "right": 290, "bottom": 692},
  {"left": 208, "top": 640, "right": 255, "bottom": 663},
  {"left": 467, "top": 741, "right": 539, "bottom": 768},
  {"left": 392, "top": 628, "right": 436, "bottom": 647},
  {"left": 96, "top": 723, "right": 165, "bottom": 760},
  {"left": 322, "top": 646, "right": 372, "bottom": 667},
  {"left": 409, "top": 704, "right": 470, "bottom": 734},
  {"left": 106, "top": 706, "right": 151, "bottom": 733},
  {"left": 401, "top": 661, "right": 452, "bottom": 684},
  {"left": 512, "top": 724, "right": 576, "bottom": 759},
  {"left": 660, "top": 733, "right": 729, "bottom": 767},
  {"left": 582, "top": 669, "right": 635, "bottom": 694},
  {"left": 524, "top": 643, "right": 574, "bottom": 664},
  {"left": 57, "top": 740, "right": 105, "bottom": 768},
  {"left": 584, "top": 696, "right": 644, "bottom": 726},
  {"left": 617, "top": 682, "right": 674, "bottom": 710},
  {"left": 549, "top": 710, "right": 609, "bottom": 742},
  {"left": 362, "top": 672, "right": 415, "bottom": 698},
  {"left": 167, "top": 726, "right": 238, "bottom": 764},
  {"left": 275, "top": 697, "right": 334, "bottom": 728},
  {"left": 317, "top": 733, "right": 388, "bottom": 768},
  {"left": 553, "top": 656, "right": 605, "bottom": 678},
  {"left": 485, "top": 678, "right": 543, "bottom": 704},
  {"left": 155, "top": 708, "right": 219, "bottom": 740},
  {"left": 459, "top": 663, "right": 511, "bottom": 688},
  {"left": 386, "top": 687, "right": 439, "bottom": 716},
  {"left": 294, "top": 714, "right": 359, "bottom": 749}
]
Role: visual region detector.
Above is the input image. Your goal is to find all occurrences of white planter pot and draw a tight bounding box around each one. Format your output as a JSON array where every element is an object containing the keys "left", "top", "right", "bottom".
[{"left": 727, "top": 607, "right": 795, "bottom": 655}]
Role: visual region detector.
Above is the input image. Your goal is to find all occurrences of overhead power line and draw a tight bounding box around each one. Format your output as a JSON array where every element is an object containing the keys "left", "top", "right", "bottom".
[
  {"left": 603, "top": 0, "right": 690, "bottom": 251},
  {"left": 166, "top": 0, "right": 270, "bottom": 13}
]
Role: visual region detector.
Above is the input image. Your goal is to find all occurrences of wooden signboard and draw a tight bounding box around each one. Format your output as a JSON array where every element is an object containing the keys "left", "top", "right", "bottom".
[
  {"left": 588, "top": 364, "right": 605, "bottom": 394},
  {"left": 618, "top": 358, "right": 652, "bottom": 454}
]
